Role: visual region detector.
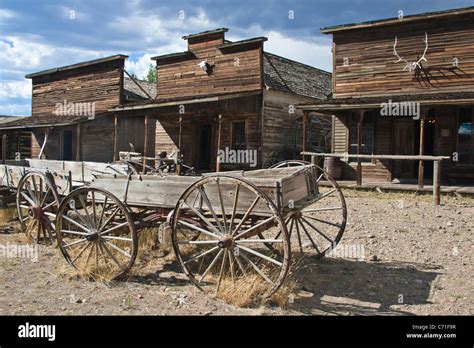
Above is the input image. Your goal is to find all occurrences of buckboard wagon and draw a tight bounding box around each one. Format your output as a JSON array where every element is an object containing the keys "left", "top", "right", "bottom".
[{"left": 3, "top": 159, "right": 347, "bottom": 299}]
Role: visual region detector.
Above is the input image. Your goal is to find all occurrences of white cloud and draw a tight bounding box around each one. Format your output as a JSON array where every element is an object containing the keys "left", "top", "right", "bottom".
[
  {"left": 0, "top": 80, "right": 31, "bottom": 99},
  {"left": 264, "top": 31, "right": 332, "bottom": 72},
  {"left": 0, "top": 9, "right": 16, "bottom": 20},
  {"left": 0, "top": 103, "right": 31, "bottom": 116}
]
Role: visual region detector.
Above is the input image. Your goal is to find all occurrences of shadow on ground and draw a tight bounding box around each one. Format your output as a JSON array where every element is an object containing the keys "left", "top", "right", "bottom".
[{"left": 286, "top": 256, "right": 441, "bottom": 315}]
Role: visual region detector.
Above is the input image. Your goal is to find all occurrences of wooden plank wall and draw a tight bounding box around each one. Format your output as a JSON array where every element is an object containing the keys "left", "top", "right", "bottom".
[
  {"left": 0, "top": 131, "right": 32, "bottom": 160},
  {"left": 262, "top": 90, "right": 332, "bottom": 166},
  {"left": 156, "top": 37, "right": 263, "bottom": 99},
  {"left": 31, "top": 59, "right": 124, "bottom": 117},
  {"left": 151, "top": 94, "right": 262, "bottom": 169},
  {"left": 333, "top": 13, "right": 474, "bottom": 97},
  {"left": 81, "top": 116, "right": 115, "bottom": 162}
]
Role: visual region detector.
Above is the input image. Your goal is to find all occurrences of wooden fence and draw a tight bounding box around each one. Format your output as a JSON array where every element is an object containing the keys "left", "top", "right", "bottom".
[{"left": 301, "top": 151, "right": 451, "bottom": 205}]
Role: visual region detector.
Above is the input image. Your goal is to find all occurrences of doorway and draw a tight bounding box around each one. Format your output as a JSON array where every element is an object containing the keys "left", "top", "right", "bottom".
[
  {"left": 197, "top": 124, "right": 213, "bottom": 170},
  {"left": 393, "top": 119, "right": 415, "bottom": 178},
  {"left": 61, "top": 130, "right": 73, "bottom": 161}
]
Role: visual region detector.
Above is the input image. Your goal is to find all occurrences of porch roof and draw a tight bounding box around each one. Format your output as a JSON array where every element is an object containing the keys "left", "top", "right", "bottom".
[
  {"left": 0, "top": 113, "right": 110, "bottom": 130},
  {"left": 108, "top": 90, "right": 262, "bottom": 112},
  {"left": 299, "top": 91, "right": 474, "bottom": 113}
]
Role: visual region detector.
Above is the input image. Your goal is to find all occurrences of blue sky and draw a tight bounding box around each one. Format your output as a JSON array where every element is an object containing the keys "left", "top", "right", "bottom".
[{"left": 1, "top": 0, "right": 473, "bottom": 116}]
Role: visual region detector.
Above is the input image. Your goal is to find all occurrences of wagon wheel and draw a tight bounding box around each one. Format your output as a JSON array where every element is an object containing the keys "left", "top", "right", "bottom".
[
  {"left": 269, "top": 160, "right": 310, "bottom": 168},
  {"left": 16, "top": 171, "right": 59, "bottom": 244},
  {"left": 172, "top": 175, "right": 291, "bottom": 299},
  {"left": 285, "top": 165, "right": 347, "bottom": 258},
  {"left": 56, "top": 187, "right": 138, "bottom": 281}
]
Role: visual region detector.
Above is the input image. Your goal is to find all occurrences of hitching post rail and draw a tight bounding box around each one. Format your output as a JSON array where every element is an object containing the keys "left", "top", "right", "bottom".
[{"left": 301, "top": 152, "right": 451, "bottom": 206}]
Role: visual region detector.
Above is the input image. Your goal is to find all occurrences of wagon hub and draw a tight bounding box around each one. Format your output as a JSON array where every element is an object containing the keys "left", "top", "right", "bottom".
[
  {"left": 217, "top": 235, "right": 234, "bottom": 249},
  {"left": 86, "top": 230, "right": 100, "bottom": 242},
  {"left": 29, "top": 205, "right": 44, "bottom": 220}
]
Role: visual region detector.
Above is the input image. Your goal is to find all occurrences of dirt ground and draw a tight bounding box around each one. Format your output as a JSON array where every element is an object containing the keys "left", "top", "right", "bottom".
[{"left": 0, "top": 190, "right": 472, "bottom": 315}]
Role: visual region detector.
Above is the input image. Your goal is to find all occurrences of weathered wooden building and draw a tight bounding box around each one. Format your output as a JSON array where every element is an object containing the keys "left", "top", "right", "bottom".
[
  {"left": 0, "top": 55, "right": 156, "bottom": 162},
  {"left": 302, "top": 6, "right": 474, "bottom": 184},
  {"left": 0, "top": 28, "right": 331, "bottom": 170},
  {"left": 111, "top": 28, "right": 332, "bottom": 170}
]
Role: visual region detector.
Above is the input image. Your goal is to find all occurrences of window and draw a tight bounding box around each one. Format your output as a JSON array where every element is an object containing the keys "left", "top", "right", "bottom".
[
  {"left": 457, "top": 107, "right": 474, "bottom": 164},
  {"left": 349, "top": 111, "right": 375, "bottom": 162},
  {"left": 232, "top": 121, "right": 246, "bottom": 149}
]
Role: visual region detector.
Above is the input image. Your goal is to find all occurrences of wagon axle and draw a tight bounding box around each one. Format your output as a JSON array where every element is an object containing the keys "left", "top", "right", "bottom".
[{"left": 217, "top": 235, "right": 234, "bottom": 249}]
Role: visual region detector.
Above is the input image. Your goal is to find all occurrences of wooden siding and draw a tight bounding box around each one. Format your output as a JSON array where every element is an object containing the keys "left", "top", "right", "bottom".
[
  {"left": 81, "top": 116, "right": 115, "bottom": 162},
  {"left": 156, "top": 42, "right": 263, "bottom": 100},
  {"left": 152, "top": 94, "right": 262, "bottom": 170},
  {"left": 262, "top": 90, "right": 332, "bottom": 166},
  {"left": 0, "top": 130, "right": 32, "bottom": 160},
  {"left": 333, "top": 13, "right": 474, "bottom": 97},
  {"left": 31, "top": 60, "right": 124, "bottom": 117}
]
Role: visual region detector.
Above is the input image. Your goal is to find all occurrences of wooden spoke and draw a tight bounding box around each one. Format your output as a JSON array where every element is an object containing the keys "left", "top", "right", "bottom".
[
  {"left": 172, "top": 175, "right": 290, "bottom": 299},
  {"left": 56, "top": 187, "right": 137, "bottom": 281},
  {"left": 16, "top": 171, "right": 59, "bottom": 245}
]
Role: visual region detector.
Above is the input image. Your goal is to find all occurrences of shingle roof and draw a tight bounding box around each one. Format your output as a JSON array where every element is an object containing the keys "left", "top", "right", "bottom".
[
  {"left": 263, "top": 52, "right": 331, "bottom": 99},
  {"left": 123, "top": 77, "right": 156, "bottom": 99},
  {"left": 0, "top": 113, "right": 111, "bottom": 130}
]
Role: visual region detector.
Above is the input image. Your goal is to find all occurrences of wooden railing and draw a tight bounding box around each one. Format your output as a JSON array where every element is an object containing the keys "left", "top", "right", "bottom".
[{"left": 301, "top": 152, "right": 451, "bottom": 206}]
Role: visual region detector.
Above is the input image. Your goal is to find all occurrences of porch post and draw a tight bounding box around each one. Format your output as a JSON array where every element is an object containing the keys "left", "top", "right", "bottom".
[
  {"left": 356, "top": 111, "right": 363, "bottom": 186},
  {"left": 76, "top": 124, "right": 81, "bottom": 161},
  {"left": 2, "top": 134, "right": 6, "bottom": 164},
  {"left": 216, "top": 114, "right": 222, "bottom": 173},
  {"left": 418, "top": 113, "right": 425, "bottom": 188},
  {"left": 433, "top": 160, "right": 441, "bottom": 206},
  {"left": 113, "top": 113, "right": 118, "bottom": 162},
  {"left": 142, "top": 115, "right": 149, "bottom": 174},
  {"left": 302, "top": 110, "right": 308, "bottom": 161},
  {"left": 177, "top": 116, "right": 183, "bottom": 176}
]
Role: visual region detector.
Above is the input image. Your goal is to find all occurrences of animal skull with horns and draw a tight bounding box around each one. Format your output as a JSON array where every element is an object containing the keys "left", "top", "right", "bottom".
[{"left": 393, "top": 32, "right": 428, "bottom": 72}]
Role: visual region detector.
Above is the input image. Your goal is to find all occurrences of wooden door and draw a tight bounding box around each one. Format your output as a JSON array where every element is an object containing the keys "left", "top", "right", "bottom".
[{"left": 393, "top": 119, "right": 414, "bottom": 178}]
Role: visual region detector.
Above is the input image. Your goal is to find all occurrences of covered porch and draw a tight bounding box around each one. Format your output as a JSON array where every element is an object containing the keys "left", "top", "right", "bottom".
[
  {"left": 300, "top": 92, "right": 474, "bottom": 186},
  {"left": 110, "top": 90, "right": 263, "bottom": 172}
]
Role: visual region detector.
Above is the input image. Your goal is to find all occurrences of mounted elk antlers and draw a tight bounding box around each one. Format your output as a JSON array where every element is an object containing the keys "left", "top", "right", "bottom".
[{"left": 393, "top": 32, "right": 428, "bottom": 72}]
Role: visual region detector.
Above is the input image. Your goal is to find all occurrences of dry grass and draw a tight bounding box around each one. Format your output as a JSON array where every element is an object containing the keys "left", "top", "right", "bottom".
[{"left": 216, "top": 273, "right": 298, "bottom": 308}]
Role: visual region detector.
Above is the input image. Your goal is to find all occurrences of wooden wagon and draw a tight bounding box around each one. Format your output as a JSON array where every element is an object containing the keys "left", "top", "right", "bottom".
[
  {"left": 1, "top": 157, "right": 347, "bottom": 298},
  {"left": 0, "top": 159, "right": 132, "bottom": 243},
  {"left": 49, "top": 162, "right": 347, "bottom": 298}
]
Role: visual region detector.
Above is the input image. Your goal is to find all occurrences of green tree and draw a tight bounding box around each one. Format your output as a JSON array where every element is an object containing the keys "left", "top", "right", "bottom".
[{"left": 146, "top": 64, "right": 157, "bottom": 83}]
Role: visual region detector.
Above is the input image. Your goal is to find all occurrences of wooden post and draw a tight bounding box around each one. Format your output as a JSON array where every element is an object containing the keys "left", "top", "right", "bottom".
[
  {"left": 433, "top": 160, "right": 441, "bottom": 206},
  {"left": 142, "top": 115, "right": 149, "bottom": 174},
  {"left": 216, "top": 114, "right": 222, "bottom": 173},
  {"left": 76, "top": 124, "right": 81, "bottom": 161},
  {"left": 302, "top": 111, "right": 308, "bottom": 161},
  {"left": 2, "top": 134, "right": 6, "bottom": 164},
  {"left": 311, "top": 154, "right": 319, "bottom": 194},
  {"left": 418, "top": 116, "right": 425, "bottom": 188},
  {"left": 356, "top": 112, "right": 363, "bottom": 187},
  {"left": 113, "top": 114, "right": 118, "bottom": 162},
  {"left": 177, "top": 116, "right": 183, "bottom": 176}
]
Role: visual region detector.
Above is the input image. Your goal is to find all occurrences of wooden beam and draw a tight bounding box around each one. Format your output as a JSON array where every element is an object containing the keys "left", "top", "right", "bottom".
[
  {"left": 216, "top": 114, "right": 222, "bottom": 173},
  {"left": 113, "top": 114, "right": 118, "bottom": 162},
  {"left": 122, "top": 67, "right": 153, "bottom": 99},
  {"left": 302, "top": 111, "right": 308, "bottom": 161},
  {"left": 356, "top": 111, "right": 363, "bottom": 187},
  {"left": 177, "top": 116, "right": 183, "bottom": 176},
  {"left": 433, "top": 160, "right": 441, "bottom": 206},
  {"left": 76, "top": 124, "right": 81, "bottom": 161},
  {"left": 418, "top": 115, "right": 425, "bottom": 188},
  {"left": 301, "top": 152, "right": 450, "bottom": 161},
  {"left": 142, "top": 115, "right": 149, "bottom": 174},
  {"left": 2, "top": 134, "right": 6, "bottom": 164}
]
